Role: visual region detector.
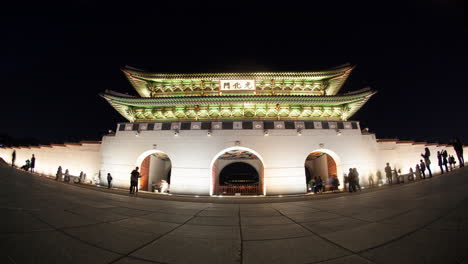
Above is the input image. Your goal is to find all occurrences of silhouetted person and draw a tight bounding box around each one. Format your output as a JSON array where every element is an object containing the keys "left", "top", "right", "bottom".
[
  {"left": 107, "top": 173, "right": 113, "bottom": 189},
  {"left": 376, "top": 170, "right": 383, "bottom": 185},
  {"left": 64, "top": 169, "right": 70, "bottom": 182},
  {"left": 130, "top": 167, "right": 140, "bottom": 194},
  {"left": 420, "top": 160, "right": 426, "bottom": 179},
  {"left": 353, "top": 168, "right": 361, "bottom": 191},
  {"left": 24, "top": 159, "right": 30, "bottom": 171},
  {"left": 408, "top": 168, "right": 415, "bottom": 181},
  {"left": 442, "top": 150, "right": 449, "bottom": 172},
  {"left": 415, "top": 164, "right": 422, "bottom": 180},
  {"left": 368, "top": 173, "right": 374, "bottom": 187},
  {"left": 348, "top": 168, "right": 356, "bottom": 192},
  {"left": 421, "top": 147, "right": 432, "bottom": 177},
  {"left": 343, "top": 174, "right": 348, "bottom": 191},
  {"left": 448, "top": 155, "right": 456, "bottom": 170},
  {"left": 385, "top": 163, "right": 393, "bottom": 184},
  {"left": 56, "top": 166, "right": 63, "bottom": 181},
  {"left": 437, "top": 151, "right": 444, "bottom": 174},
  {"left": 453, "top": 138, "right": 464, "bottom": 167},
  {"left": 30, "top": 154, "right": 36, "bottom": 173},
  {"left": 316, "top": 176, "right": 324, "bottom": 193},
  {"left": 393, "top": 167, "right": 400, "bottom": 184},
  {"left": 11, "top": 150, "right": 16, "bottom": 167}
]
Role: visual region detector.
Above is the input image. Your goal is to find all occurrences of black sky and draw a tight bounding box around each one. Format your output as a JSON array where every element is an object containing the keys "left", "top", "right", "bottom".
[{"left": 0, "top": 1, "right": 465, "bottom": 145}]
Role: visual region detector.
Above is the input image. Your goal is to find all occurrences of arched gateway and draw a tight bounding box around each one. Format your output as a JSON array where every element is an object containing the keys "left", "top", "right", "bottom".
[
  {"left": 99, "top": 65, "right": 376, "bottom": 196},
  {"left": 305, "top": 149, "right": 341, "bottom": 192},
  {"left": 136, "top": 150, "right": 172, "bottom": 193},
  {"left": 211, "top": 147, "right": 265, "bottom": 196}
]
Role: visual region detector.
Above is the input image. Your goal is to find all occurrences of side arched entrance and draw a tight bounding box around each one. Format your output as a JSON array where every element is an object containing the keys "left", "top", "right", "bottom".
[
  {"left": 136, "top": 150, "right": 172, "bottom": 193},
  {"left": 304, "top": 149, "right": 341, "bottom": 192}
]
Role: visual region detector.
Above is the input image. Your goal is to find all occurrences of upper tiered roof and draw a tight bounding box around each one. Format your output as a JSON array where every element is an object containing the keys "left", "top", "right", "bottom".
[{"left": 122, "top": 64, "right": 354, "bottom": 97}]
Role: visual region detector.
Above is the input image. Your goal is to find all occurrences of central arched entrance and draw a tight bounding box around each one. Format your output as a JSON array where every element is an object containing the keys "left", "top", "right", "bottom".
[
  {"left": 211, "top": 148, "right": 264, "bottom": 195},
  {"left": 305, "top": 151, "right": 338, "bottom": 192},
  {"left": 137, "top": 151, "right": 172, "bottom": 193}
]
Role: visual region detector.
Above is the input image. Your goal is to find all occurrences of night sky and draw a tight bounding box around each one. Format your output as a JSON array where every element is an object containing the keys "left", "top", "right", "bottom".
[{"left": 1, "top": 2, "right": 465, "bottom": 146}]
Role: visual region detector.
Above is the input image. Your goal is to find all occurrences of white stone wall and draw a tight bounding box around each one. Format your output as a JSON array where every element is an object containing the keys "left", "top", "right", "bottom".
[
  {"left": 99, "top": 127, "right": 380, "bottom": 195},
  {"left": 0, "top": 143, "right": 101, "bottom": 180}
]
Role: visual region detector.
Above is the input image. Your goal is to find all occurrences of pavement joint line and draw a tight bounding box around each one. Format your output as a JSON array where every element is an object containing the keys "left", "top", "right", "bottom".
[
  {"left": 242, "top": 234, "right": 316, "bottom": 242},
  {"left": 270, "top": 205, "right": 359, "bottom": 252},
  {"left": 22, "top": 209, "right": 128, "bottom": 257},
  {"left": 308, "top": 253, "right": 377, "bottom": 264},
  {"left": 107, "top": 204, "right": 207, "bottom": 264},
  {"left": 238, "top": 204, "right": 244, "bottom": 264},
  {"left": 355, "top": 196, "right": 468, "bottom": 255}
]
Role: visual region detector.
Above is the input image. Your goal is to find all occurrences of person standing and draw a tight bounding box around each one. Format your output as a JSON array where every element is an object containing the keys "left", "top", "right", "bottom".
[
  {"left": 348, "top": 168, "right": 356, "bottom": 192},
  {"left": 354, "top": 168, "right": 361, "bottom": 191},
  {"left": 107, "top": 173, "right": 113, "bottom": 189},
  {"left": 408, "top": 168, "right": 415, "bottom": 181},
  {"left": 415, "top": 164, "right": 422, "bottom": 179},
  {"left": 437, "top": 151, "right": 444, "bottom": 174},
  {"left": 442, "top": 150, "right": 449, "bottom": 172},
  {"left": 368, "top": 173, "right": 374, "bottom": 188},
  {"left": 420, "top": 160, "right": 426, "bottom": 179},
  {"left": 376, "top": 170, "right": 383, "bottom": 185},
  {"left": 30, "top": 154, "right": 36, "bottom": 173},
  {"left": 385, "top": 163, "right": 393, "bottom": 184},
  {"left": 421, "top": 147, "right": 432, "bottom": 178},
  {"left": 11, "top": 150, "right": 16, "bottom": 167},
  {"left": 56, "top": 166, "right": 63, "bottom": 181},
  {"left": 343, "top": 173, "right": 348, "bottom": 192},
  {"left": 453, "top": 138, "right": 464, "bottom": 167},
  {"left": 130, "top": 167, "right": 140, "bottom": 194}
]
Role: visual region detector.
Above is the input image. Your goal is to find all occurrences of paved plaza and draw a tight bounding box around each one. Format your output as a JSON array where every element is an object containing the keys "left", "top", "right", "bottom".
[{"left": 1, "top": 164, "right": 468, "bottom": 264}]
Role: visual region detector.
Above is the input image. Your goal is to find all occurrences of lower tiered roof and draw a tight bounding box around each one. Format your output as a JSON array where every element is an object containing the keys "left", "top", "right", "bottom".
[{"left": 101, "top": 88, "right": 375, "bottom": 122}]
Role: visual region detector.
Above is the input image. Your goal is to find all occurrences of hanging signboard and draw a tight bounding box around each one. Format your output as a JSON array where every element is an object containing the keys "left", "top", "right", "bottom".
[{"left": 219, "top": 80, "right": 256, "bottom": 91}]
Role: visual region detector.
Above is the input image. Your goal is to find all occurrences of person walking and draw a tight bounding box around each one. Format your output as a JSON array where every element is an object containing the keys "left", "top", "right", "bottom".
[
  {"left": 107, "top": 173, "right": 113, "bottom": 189},
  {"left": 453, "top": 138, "right": 464, "bottom": 167},
  {"left": 385, "top": 163, "right": 393, "bottom": 184},
  {"left": 421, "top": 147, "right": 432, "bottom": 178},
  {"left": 420, "top": 160, "right": 426, "bottom": 179},
  {"left": 130, "top": 167, "right": 140, "bottom": 194},
  {"left": 437, "top": 151, "right": 444, "bottom": 174},
  {"left": 11, "top": 150, "right": 16, "bottom": 167},
  {"left": 30, "top": 154, "right": 36, "bottom": 173},
  {"left": 442, "top": 150, "right": 449, "bottom": 172}
]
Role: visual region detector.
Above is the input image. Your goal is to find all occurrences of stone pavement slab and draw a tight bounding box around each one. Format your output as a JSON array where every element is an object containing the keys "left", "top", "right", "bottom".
[{"left": 2, "top": 165, "right": 468, "bottom": 263}]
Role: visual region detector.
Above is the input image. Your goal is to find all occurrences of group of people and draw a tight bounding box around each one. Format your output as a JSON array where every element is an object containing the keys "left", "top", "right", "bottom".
[
  {"left": 308, "top": 175, "right": 340, "bottom": 194},
  {"left": 344, "top": 168, "right": 362, "bottom": 192},
  {"left": 382, "top": 143, "right": 465, "bottom": 185},
  {"left": 11, "top": 151, "right": 36, "bottom": 173}
]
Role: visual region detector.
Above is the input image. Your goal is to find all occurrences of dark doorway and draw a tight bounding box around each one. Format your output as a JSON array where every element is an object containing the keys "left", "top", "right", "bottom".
[{"left": 219, "top": 162, "right": 259, "bottom": 186}]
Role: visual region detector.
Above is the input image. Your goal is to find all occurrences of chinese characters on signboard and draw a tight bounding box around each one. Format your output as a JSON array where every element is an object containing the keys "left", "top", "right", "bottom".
[{"left": 220, "top": 80, "right": 256, "bottom": 91}]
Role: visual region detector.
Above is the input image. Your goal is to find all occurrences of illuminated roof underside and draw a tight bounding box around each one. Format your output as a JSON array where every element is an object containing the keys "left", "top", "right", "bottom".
[
  {"left": 101, "top": 88, "right": 375, "bottom": 122},
  {"left": 122, "top": 64, "right": 354, "bottom": 97}
]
